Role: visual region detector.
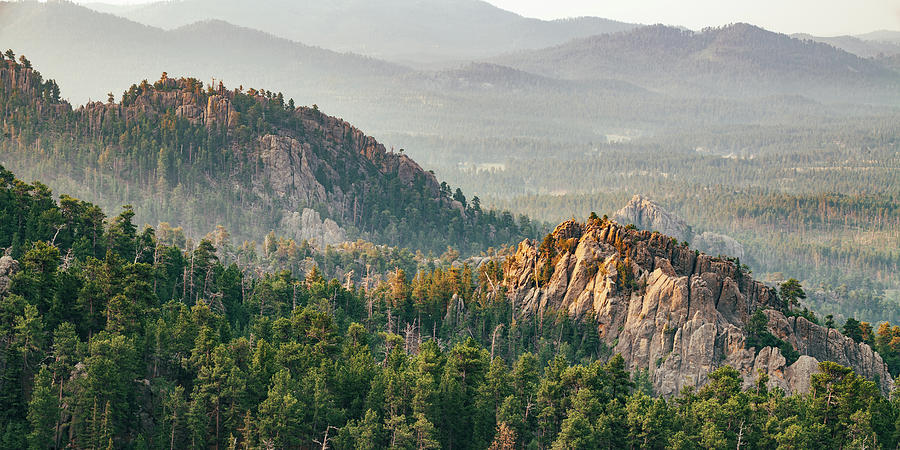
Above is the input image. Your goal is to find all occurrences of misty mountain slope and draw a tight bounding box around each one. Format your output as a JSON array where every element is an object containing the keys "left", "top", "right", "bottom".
[
  {"left": 402, "top": 63, "right": 579, "bottom": 92},
  {"left": 0, "top": 54, "right": 536, "bottom": 254},
  {"left": 880, "top": 53, "right": 900, "bottom": 72},
  {"left": 0, "top": 1, "right": 408, "bottom": 105},
  {"left": 85, "top": 0, "right": 638, "bottom": 64},
  {"left": 792, "top": 33, "right": 900, "bottom": 58},
  {"left": 495, "top": 23, "right": 900, "bottom": 103},
  {"left": 856, "top": 30, "right": 900, "bottom": 44},
  {"left": 0, "top": 1, "right": 626, "bottom": 146},
  {"left": 0, "top": 1, "right": 806, "bottom": 157},
  {"left": 5, "top": 1, "right": 896, "bottom": 152}
]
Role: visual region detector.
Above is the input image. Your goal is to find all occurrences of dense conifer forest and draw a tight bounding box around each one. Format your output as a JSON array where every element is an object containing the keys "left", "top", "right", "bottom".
[{"left": 3, "top": 159, "right": 900, "bottom": 448}]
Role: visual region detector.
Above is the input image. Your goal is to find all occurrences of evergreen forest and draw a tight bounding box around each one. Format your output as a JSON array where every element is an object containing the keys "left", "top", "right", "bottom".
[{"left": 2, "top": 155, "right": 900, "bottom": 448}]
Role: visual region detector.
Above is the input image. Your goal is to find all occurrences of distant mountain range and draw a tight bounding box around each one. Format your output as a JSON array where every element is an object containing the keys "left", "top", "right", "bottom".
[
  {"left": 7, "top": 2, "right": 898, "bottom": 108},
  {"left": 856, "top": 30, "right": 900, "bottom": 44},
  {"left": 0, "top": 1, "right": 406, "bottom": 105},
  {"left": 494, "top": 23, "right": 900, "bottom": 102},
  {"left": 84, "top": 0, "right": 638, "bottom": 65},
  {"left": 793, "top": 33, "right": 900, "bottom": 58}
]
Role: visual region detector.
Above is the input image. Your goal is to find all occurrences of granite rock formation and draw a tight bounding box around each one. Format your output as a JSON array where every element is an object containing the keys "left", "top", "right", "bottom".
[
  {"left": 614, "top": 194, "right": 745, "bottom": 260},
  {"left": 280, "top": 208, "right": 347, "bottom": 247},
  {"left": 501, "top": 218, "right": 893, "bottom": 395}
]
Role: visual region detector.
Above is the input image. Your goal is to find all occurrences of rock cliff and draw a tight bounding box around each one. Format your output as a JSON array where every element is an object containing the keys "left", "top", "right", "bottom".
[
  {"left": 501, "top": 218, "right": 893, "bottom": 395},
  {"left": 614, "top": 194, "right": 745, "bottom": 260},
  {"left": 279, "top": 208, "right": 346, "bottom": 246}
]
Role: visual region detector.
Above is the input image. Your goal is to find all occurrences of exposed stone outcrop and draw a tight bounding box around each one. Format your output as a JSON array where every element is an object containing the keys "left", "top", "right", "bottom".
[
  {"left": 0, "top": 254, "right": 19, "bottom": 295},
  {"left": 280, "top": 208, "right": 346, "bottom": 247},
  {"left": 255, "top": 134, "right": 334, "bottom": 209},
  {"left": 694, "top": 232, "right": 745, "bottom": 261},
  {"left": 501, "top": 218, "right": 893, "bottom": 396},
  {"left": 614, "top": 195, "right": 693, "bottom": 242},
  {"left": 614, "top": 195, "right": 745, "bottom": 260}
]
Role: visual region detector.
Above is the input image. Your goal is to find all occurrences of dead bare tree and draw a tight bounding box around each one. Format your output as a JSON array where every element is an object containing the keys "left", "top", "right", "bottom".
[
  {"left": 313, "top": 425, "right": 340, "bottom": 450},
  {"left": 49, "top": 223, "right": 65, "bottom": 246},
  {"left": 490, "top": 324, "right": 504, "bottom": 360}
]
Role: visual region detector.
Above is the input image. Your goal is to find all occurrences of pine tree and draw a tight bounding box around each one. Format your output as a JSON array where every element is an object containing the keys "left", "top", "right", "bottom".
[
  {"left": 843, "top": 317, "right": 863, "bottom": 343},
  {"left": 779, "top": 279, "right": 806, "bottom": 311},
  {"left": 27, "top": 367, "right": 58, "bottom": 449},
  {"left": 257, "top": 369, "right": 303, "bottom": 448}
]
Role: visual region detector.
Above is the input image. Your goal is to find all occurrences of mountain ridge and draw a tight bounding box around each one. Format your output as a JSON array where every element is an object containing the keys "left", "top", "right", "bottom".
[
  {"left": 0, "top": 1, "right": 409, "bottom": 105},
  {"left": 0, "top": 53, "right": 536, "bottom": 254},
  {"left": 792, "top": 33, "right": 900, "bottom": 58},
  {"left": 494, "top": 23, "right": 900, "bottom": 103},
  {"left": 85, "top": 0, "right": 639, "bottom": 64},
  {"left": 856, "top": 29, "right": 900, "bottom": 43}
]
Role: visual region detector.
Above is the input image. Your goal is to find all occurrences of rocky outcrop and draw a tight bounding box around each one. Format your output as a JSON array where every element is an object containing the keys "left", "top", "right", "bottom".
[
  {"left": 693, "top": 231, "right": 745, "bottom": 261},
  {"left": 280, "top": 208, "right": 346, "bottom": 247},
  {"left": 614, "top": 195, "right": 692, "bottom": 242},
  {"left": 764, "top": 310, "right": 893, "bottom": 392},
  {"left": 0, "top": 255, "right": 18, "bottom": 295},
  {"left": 501, "top": 218, "right": 893, "bottom": 396},
  {"left": 255, "top": 134, "right": 334, "bottom": 209},
  {"left": 614, "top": 195, "right": 744, "bottom": 260}
]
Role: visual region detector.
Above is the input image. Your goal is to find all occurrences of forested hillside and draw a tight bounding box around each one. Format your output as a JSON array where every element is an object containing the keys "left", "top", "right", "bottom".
[
  {"left": 0, "top": 52, "right": 537, "bottom": 255},
  {"left": 2, "top": 166, "right": 900, "bottom": 448}
]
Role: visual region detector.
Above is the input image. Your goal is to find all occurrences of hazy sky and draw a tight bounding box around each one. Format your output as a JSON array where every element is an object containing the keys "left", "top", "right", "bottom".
[{"left": 77, "top": 0, "right": 900, "bottom": 36}]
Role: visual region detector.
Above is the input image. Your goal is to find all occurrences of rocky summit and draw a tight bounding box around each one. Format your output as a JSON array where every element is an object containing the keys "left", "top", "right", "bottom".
[
  {"left": 77, "top": 74, "right": 439, "bottom": 240},
  {"left": 500, "top": 217, "right": 894, "bottom": 395},
  {"left": 0, "top": 58, "right": 533, "bottom": 254},
  {"left": 614, "top": 194, "right": 745, "bottom": 260}
]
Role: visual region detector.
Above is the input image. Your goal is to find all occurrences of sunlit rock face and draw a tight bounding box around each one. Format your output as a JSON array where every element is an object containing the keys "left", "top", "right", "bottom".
[{"left": 501, "top": 219, "right": 893, "bottom": 396}]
